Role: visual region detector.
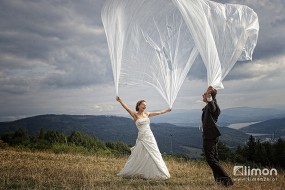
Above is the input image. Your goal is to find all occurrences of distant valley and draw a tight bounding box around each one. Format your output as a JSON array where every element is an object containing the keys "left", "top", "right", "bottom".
[
  {"left": 150, "top": 106, "right": 285, "bottom": 127},
  {"left": 1, "top": 107, "right": 285, "bottom": 158}
]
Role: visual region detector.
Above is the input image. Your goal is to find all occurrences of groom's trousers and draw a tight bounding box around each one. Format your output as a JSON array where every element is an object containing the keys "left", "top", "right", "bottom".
[{"left": 203, "top": 137, "right": 233, "bottom": 187}]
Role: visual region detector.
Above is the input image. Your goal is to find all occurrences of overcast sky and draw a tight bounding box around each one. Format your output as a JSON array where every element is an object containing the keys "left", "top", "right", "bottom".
[{"left": 0, "top": 0, "right": 285, "bottom": 121}]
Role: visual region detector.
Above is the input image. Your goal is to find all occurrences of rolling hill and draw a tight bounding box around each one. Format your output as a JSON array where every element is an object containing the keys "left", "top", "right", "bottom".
[
  {"left": 240, "top": 118, "right": 285, "bottom": 138},
  {"left": 0, "top": 114, "right": 249, "bottom": 157}
]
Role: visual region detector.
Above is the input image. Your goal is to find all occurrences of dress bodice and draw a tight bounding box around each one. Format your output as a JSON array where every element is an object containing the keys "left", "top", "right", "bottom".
[{"left": 135, "top": 117, "right": 151, "bottom": 132}]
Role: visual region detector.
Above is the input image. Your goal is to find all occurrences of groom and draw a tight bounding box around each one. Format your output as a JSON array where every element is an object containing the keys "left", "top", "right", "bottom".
[{"left": 201, "top": 86, "right": 233, "bottom": 187}]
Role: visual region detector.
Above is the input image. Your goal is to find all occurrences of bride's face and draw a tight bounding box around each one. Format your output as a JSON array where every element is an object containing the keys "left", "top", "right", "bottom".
[{"left": 139, "top": 102, "right": 147, "bottom": 111}]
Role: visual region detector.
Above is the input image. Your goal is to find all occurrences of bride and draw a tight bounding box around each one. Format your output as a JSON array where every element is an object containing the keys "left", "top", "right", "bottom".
[{"left": 116, "top": 96, "right": 171, "bottom": 179}]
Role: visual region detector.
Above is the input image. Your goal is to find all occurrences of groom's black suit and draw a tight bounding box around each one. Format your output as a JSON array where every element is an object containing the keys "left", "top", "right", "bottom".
[{"left": 202, "top": 99, "right": 233, "bottom": 187}]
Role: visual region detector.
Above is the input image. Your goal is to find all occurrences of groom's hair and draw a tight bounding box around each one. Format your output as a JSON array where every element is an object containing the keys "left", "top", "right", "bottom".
[
  {"left": 211, "top": 89, "right": 217, "bottom": 99},
  {"left": 208, "top": 86, "right": 217, "bottom": 99},
  {"left": 136, "top": 100, "right": 146, "bottom": 111}
]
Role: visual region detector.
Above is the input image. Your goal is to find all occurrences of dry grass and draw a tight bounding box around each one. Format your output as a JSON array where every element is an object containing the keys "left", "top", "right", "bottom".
[{"left": 0, "top": 148, "right": 284, "bottom": 190}]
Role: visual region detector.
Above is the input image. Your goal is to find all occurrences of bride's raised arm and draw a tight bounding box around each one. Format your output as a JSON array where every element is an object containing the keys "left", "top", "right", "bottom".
[
  {"left": 116, "top": 96, "right": 136, "bottom": 120},
  {"left": 148, "top": 108, "right": 171, "bottom": 117}
]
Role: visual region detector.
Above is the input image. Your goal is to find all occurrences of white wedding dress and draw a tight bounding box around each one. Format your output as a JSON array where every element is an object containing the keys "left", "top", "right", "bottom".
[{"left": 118, "top": 117, "right": 170, "bottom": 179}]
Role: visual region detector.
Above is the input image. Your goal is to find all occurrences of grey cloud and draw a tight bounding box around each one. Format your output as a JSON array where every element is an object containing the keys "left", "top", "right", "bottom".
[
  {"left": 43, "top": 51, "right": 113, "bottom": 88},
  {"left": 0, "top": 73, "right": 35, "bottom": 94},
  {"left": 223, "top": 62, "right": 261, "bottom": 81},
  {"left": 187, "top": 55, "right": 207, "bottom": 81},
  {"left": 0, "top": 0, "right": 111, "bottom": 94},
  {"left": 271, "top": 17, "right": 285, "bottom": 28}
]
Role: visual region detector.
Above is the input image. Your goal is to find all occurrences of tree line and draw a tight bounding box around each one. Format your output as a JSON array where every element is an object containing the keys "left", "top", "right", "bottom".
[
  {"left": 0, "top": 128, "right": 130, "bottom": 156},
  {"left": 1, "top": 128, "right": 285, "bottom": 169},
  {"left": 215, "top": 135, "right": 285, "bottom": 169}
]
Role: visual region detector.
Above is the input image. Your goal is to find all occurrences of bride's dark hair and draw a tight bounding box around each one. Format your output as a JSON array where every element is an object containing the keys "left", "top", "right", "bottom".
[{"left": 136, "top": 100, "right": 146, "bottom": 111}]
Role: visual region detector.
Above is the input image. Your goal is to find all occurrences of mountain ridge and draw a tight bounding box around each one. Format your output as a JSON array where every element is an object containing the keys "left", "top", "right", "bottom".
[{"left": 0, "top": 114, "right": 251, "bottom": 157}]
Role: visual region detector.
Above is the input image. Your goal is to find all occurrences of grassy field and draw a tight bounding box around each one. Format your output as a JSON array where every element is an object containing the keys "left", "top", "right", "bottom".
[{"left": 0, "top": 148, "right": 284, "bottom": 190}]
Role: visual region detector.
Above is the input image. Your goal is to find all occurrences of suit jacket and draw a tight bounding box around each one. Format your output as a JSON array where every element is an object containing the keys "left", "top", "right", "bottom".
[{"left": 202, "top": 99, "right": 221, "bottom": 140}]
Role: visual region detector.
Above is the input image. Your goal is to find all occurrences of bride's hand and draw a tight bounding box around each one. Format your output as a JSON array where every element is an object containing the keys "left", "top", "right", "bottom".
[
  {"left": 116, "top": 96, "right": 121, "bottom": 102},
  {"left": 168, "top": 108, "right": 172, "bottom": 112}
]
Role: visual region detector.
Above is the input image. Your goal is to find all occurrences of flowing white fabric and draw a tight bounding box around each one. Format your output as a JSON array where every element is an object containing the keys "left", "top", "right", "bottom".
[
  {"left": 174, "top": 0, "right": 259, "bottom": 88},
  {"left": 101, "top": 0, "right": 259, "bottom": 103},
  {"left": 102, "top": 0, "right": 198, "bottom": 108},
  {"left": 118, "top": 118, "right": 170, "bottom": 179}
]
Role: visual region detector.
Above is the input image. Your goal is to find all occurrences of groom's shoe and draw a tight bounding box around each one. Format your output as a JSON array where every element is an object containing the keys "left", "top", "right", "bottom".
[
  {"left": 222, "top": 178, "right": 233, "bottom": 187},
  {"left": 216, "top": 177, "right": 233, "bottom": 187}
]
